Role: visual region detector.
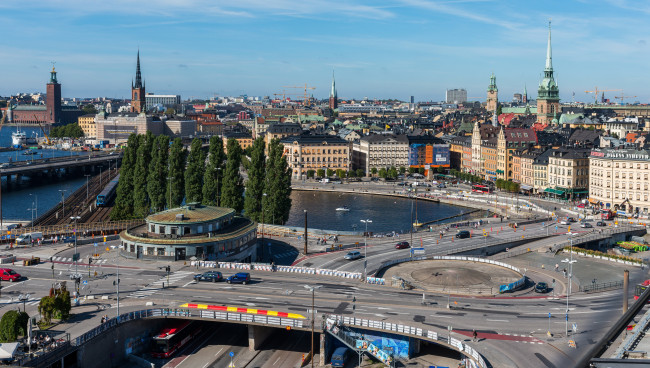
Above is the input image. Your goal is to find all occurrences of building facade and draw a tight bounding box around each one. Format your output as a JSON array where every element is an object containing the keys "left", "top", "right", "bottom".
[
  {"left": 352, "top": 135, "right": 408, "bottom": 175},
  {"left": 445, "top": 89, "right": 467, "bottom": 104},
  {"left": 78, "top": 114, "right": 96, "bottom": 138},
  {"left": 222, "top": 131, "right": 253, "bottom": 153},
  {"left": 146, "top": 94, "right": 181, "bottom": 111},
  {"left": 120, "top": 204, "right": 257, "bottom": 262},
  {"left": 281, "top": 135, "right": 349, "bottom": 179},
  {"left": 95, "top": 112, "right": 163, "bottom": 144},
  {"left": 546, "top": 148, "right": 590, "bottom": 199},
  {"left": 265, "top": 123, "right": 303, "bottom": 149},
  {"left": 589, "top": 148, "right": 650, "bottom": 215}
]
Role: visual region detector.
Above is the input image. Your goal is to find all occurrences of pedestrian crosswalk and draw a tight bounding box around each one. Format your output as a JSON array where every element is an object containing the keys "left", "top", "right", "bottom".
[
  {"left": 50, "top": 256, "right": 108, "bottom": 264},
  {"left": 127, "top": 271, "right": 193, "bottom": 299},
  {"left": 0, "top": 297, "right": 41, "bottom": 306},
  {"left": 273, "top": 250, "right": 298, "bottom": 259}
]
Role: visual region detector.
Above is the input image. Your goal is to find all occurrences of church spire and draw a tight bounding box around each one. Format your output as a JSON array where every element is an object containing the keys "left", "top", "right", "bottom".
[
  {"left": 330, "top": 70, "right": 337, "bottom": 98},
  {"left": 545, "top": 21, "right": 553, "bottom": 71},
  {"left": 134, "top": 50, "right": 142, "bottom": 89}
]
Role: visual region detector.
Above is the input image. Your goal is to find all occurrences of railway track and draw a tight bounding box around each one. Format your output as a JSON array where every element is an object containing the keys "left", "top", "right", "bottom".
[{"left": 34, "top": 169, "right": 119, "bottom": 226}]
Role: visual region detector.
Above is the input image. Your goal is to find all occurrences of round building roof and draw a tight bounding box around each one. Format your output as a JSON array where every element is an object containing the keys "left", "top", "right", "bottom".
[{"left": 146, "top": 204, "right": 235, "bottom": 225}]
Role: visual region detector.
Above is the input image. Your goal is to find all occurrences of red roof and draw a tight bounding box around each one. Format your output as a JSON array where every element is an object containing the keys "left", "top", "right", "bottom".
[
  {"left": 498, "top": 113, "right": 516, "bottom": 126},
  {"left": 626, "top": 132, "right": 639, "bottom": 143}
]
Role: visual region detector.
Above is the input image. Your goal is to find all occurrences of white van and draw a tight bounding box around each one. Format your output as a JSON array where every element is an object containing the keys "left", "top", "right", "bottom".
[{"left": 16, "top": 232, "right": 43, "bottom": 245}]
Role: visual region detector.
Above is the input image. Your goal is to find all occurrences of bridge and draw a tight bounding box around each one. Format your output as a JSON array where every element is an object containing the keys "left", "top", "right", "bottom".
[{"left": 0, "top": 153, "right": 122, "bottom": 183}]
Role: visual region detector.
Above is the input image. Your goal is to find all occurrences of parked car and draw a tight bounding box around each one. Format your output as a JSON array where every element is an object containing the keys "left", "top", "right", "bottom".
[
  {"left": 395, "top": 241, "right": 410, "bottom": 249},
  {"left": 580, "top": 222, "right": 593, "bottom": 228},
  {"left": 560, "top": 220, "right": 570, "bottom": 225},
  {"left": 331, "top": 347, "right": 352, "bottom": 367},
  {"left": 194, "top": 271, "right": 223, "bottom": 282},
  {"left": 534, "top": 282, "right": 549, "bottom": 293},
  {"left": 0, "top": 268, "right": 21, "bottom": 282},
  {"left": 226, "top": 272, "right": 250, "bottom": 284},
  {"left": 455, "top": 230, "right": 471, "bottom": 239},
  {"left": 567, "top": 217, "right": 577, "bottom": 222},
  {"left": 438, "top": 184, "right": 447, "bottom": 189},
  {"left": 577, "top": 203, "right": 586, "bottom": 208},
  {"left": 344, "top": 251, "right": 362, "bottom": 260},
  {"left": 596, "top": 221, "right": 607, "bottom": 227}
]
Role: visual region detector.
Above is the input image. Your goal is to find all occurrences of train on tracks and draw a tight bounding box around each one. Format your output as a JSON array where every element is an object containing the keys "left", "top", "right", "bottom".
[{"left": 96, "top": 174, "right": 120, "bottom": 207}]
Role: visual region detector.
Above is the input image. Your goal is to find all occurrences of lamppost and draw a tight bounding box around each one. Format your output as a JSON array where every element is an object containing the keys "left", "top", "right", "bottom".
[
  {"left": 29, "top": 194, "right": 38, "bottom": 220},
  {"left": 18, "top": 294, "right": 30, "bottom": 312},
  {"left": 84, "top": 174, "right": 90, "bottom": 200},
  {"left": 561, "top": 234, "right": 577, "bottom": 337},
  {"left": 360, "top": 219, "right": 372, "bottom": 282},
  {"left": 304, "top": 284, "right": 322, "bottom": 368},
  {"left": 70, "top": 216, "right": 81, "bottom": 276},
  {"left": 58, "top": 189, "right": 67, "bottom": 218}
]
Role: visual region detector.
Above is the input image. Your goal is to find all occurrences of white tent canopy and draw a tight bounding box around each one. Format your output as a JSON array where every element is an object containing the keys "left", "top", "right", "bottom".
[{"left": 0, "top": 342, "right": 19, "bottom": 361}]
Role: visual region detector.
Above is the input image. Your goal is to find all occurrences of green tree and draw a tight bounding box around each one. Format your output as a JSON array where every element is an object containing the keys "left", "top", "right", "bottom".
[
  {"left": 399, "top": 166, "right": 406, "bottom": 174},
  {"left": 326, "top": 168, "right": 334, "bottom": 177},
  {"left": 336, "top": 169, "right": 345, "bottom": 178},
  {"left": 378, "top": 168, "right": 387, "bottom": 178},
  {"left": 185, "top": 138, "right": 206, "bottom": 204},
  {"left": 317, "top": 169, "right": 325, "bottom": 178},
  {"left": 53, "top": 286, "right": 71, "bottom": 320},
  {"left": 82, "top": 104, "right": 97, "bottom": 115},
  {"left": 418, "top": 167, "right": 425, "bottom": 175},
  {"left": 356, "top": 169, "right": 365, "bottom": 177},
  {"left": 263, "top": 139, "right": 292, "bottom": 225},
  {"left": 388, "top": 167, "right": 398, "bottom": 179},
  {"left": 111, "top": 134, "right": 139, "bottom": 220},
  {"left": 164, "top": 107, "right": 176, "bottom": 115},
  {"left": 408, "top": 167, "right": 417, "bottom": 174},
  {"left": 221, "top": 139, "right": 244, "bottom": 213},
  {"left": 168, "top": 138, "right": 187, "bottom": 208},
  {"left": 371, "top": 168, "right": 378, "bottom": 176},
  {"left": 244, "top": 137, "right": 266, "bottom": 222},
  {"left": 0, "top": 310, "right": 29, "bottom": 342},
  {"left": 147, "top": 135, "right": 169, "bottom": 212},
  {"left": 133, "top": 133, "right": 154, "bottom": 218},
  {"left": 306, "top": 170, "right": 316, "bottom": 179},
  {"left": 203, "top": 136, "right": 226, "bottom": 206}
]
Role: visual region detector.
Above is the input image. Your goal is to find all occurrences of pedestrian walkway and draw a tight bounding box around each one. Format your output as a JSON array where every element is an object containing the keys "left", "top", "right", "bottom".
[
  {"left": 0, "top": 297, "right": 41, "bottom": 307},
  {"left": 272, "top": 250, "right": 298, "bottom": 260},
  {"left": 126, "top": 271, "right": 193, "bottom": 299},
  {"left": 51, "top": 256, "right": 108, "bottom": 264}
]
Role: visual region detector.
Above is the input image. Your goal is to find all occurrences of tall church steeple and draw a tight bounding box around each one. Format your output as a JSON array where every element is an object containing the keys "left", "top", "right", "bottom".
[
  {"left": 329, "top": 70, "right": 338, "bottom": 109},
  {"left": 131, "top": 50, "right": 146, "bottom": 113},
  {"left": 486, "top": 72, "right": 498, "bottom": 113},
  {"left": 536, "top": 21, "right": 560, "bottom": 127}
]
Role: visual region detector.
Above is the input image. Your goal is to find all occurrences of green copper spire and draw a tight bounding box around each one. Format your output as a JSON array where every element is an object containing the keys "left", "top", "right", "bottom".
[
  {"left": 330, "top": 70, "right": 337, "bottom": 98},
  {"left": 49, "top": 66, "right": 58, "bottom": 84},
  {"left": 488, "top": 73, "right": 497, "bottom": 92},
  {"left": 538, "top": 21, "right": 559, "bottom": 100},
  {"left": 545, "top": 21, "right": 552, "bottom": 71}
]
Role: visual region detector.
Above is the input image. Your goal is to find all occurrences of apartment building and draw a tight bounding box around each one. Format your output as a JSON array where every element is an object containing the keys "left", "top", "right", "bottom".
[
  {"left": 352, "top": 134, "right": 409, "bottom": 175},
  {"left": 546, "top": 148, "right": 590, "bottom": 199},
  {"left": 281, "top": 135, "right": 350, "bottom": 179}
]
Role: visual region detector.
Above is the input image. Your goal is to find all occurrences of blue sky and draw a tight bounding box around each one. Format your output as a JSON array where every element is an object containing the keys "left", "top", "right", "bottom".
[{"left": 1, "top": 0, "right": 649, "bottom": 103}]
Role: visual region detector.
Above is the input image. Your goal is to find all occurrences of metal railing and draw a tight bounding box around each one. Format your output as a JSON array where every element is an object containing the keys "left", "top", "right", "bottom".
[{"left": 579, "top": 280, "right": 624, "bottom": 293}]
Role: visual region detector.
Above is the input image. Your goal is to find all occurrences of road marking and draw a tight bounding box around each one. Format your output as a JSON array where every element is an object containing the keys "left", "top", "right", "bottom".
[
  {"left": 486, "top": 319, "right": 509, "bottom": 322},
  {"left": 254, "top": 297, "right": 270, "bottom": 300},
  {"left": 182, "top": 281, "right": 195, "bottom": 288},
  {"left": 432, "top": 315, "right": 452, "bottom": 319}
]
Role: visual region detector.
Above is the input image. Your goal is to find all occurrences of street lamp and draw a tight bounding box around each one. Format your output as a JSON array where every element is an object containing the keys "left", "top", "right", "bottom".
[
  {"left": 70, "top": 216, "right": 81, "bottom": 276},
  {"left": 561, "top": 234, "right": 577, "bottom": 337},
  {"left": 58, "top": 189, "right": 67, "bottom": 218},
  {"left": 360, "top": 219, "right": 372, "bottom": 282},
  {"left": 29, "top": 194, "right": 38, "bottom": 220},
  {"left": 18, "top": 294, "right": 30, "bottom": 312},
  {"left": 304, "top": 284, "right": 322, "bottom": 368}
]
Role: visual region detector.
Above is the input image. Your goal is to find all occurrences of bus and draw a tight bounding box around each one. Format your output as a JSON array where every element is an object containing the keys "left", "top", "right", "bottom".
[
  {"left": 634, "top": 280, "right": 650, "bottom": 301},
  {"left": 601, "top": 209, "right": 615, "bottom": 220},
  {"left": 472, "top": 184, "right": 491, "bottom": 194},
  {"left": 151, "top": 321, "right": 201, "bottom": 358}
]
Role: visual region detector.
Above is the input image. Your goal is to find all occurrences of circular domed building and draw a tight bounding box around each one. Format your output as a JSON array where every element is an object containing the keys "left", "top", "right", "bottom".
[{"left": 119, "top": 203, "right": 258, "bottom": 262}]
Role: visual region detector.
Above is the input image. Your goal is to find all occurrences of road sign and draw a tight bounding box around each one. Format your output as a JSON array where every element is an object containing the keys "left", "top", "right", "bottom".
[
  {"left": 307, "top": 309, "right": 318, "bottom": 314},
  {"left": 548, "top": 312, "right": 551, "bottom": 318},
  {"left": 94, "top": 242, "right": 97, "bottom": 247},
  {"left": 411, "top": 247, "right": 425, "bottom": 255},
  {"left": 229, "top": 351, "right": 234, "bottom": 357},
  {"left": 565, "top": 313, "right": 568, "bottom": 321},
  {"left": 572, "top": 323, "right": 578, "bottom": 332},
  {"left": 82, "top": 280, "right": 88, "bottom": 286}
]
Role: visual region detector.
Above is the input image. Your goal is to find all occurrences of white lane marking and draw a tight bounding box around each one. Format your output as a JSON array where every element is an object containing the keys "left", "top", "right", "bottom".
[
  {"left": 182, "top": 281, "right": 195, "bottom": 288},
  {"left": 486, "top": 319, "right": 509, "bottom": 322},
  {"left": 432, "top": 315, "right": 453, "bottom": 319},
  {"left": 254, "top": 297, "right": 270, "bottom": 300}
]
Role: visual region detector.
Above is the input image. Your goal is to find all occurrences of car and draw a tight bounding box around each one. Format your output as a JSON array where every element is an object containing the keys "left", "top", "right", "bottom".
[
  {"left": 344, "top": 251, "right": 362, "bottom": 260},
  {"left": 194, "top": 271, "right": 223, "bottom": 282},
  {"left": 395, "top": 241, "right": 410, "bottom": 249},
  {"left": 455, "top": 230, "right": 470, "bottom": 239},
  {"left": 580, "top": 222, "right": 593, "bottom": 228},
  {"left": 560, "top": 220, "right": 570, "bottom": 225},
  {"left": 567, "top": 217, "right": 577, "bottom": 222},
  {"left": 438, "top": 184, "right": 446, "bottom": 188},
  {"left": 226, "top": 272, "right": 250, "bottom": 284},
  {"left": 534, "top": 282, "right": 549, "bottom": 293},
  {"left": 577, "top": 203, "right": 586, "bottom": 208},
  {"left": 596, "top": 221, "right": 607, "bottom": 227},
  {"left": 0, "top": 268, "right": 21, "bottom": 282}
]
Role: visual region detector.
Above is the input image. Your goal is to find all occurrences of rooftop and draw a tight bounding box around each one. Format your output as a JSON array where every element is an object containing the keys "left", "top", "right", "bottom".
[{"left": 146, "top": 204, "right": 235, "bottom": 224}]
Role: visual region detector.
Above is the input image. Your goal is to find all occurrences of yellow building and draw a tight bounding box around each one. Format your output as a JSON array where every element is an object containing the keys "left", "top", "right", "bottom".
[
  {"left": 280, "top": 135, "right": 349, "bottom": 179},
  {"left": 222, "top": 132, "right": 253, "bottom": 154},
  {"left": 78, "top": 114, "right": 96, "bottom": 138}
]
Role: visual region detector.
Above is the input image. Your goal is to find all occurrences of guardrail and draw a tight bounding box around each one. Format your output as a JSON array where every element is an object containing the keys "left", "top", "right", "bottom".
[
  {"left": 579, "top": 280, "right": 624, "bottom": 293},
  {"left": 1, "top": 220, "right": 144, "bottom": 243},
  {"left": 325, "top": 314, "right": 487, "bottom": 368},
  {"left": 549, "top": 224, "right": 644, "bottom": 253},
  {"left": 191, "top": 260, "right": 364, "bottom": 280}
]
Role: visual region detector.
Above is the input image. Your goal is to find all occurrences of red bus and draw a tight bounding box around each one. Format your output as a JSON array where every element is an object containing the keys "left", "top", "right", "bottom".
[
  {"left": 472, "top": 184, "right": 491, "bottom": 194},
  {"left": 601, "top": 209, "right": 615, "bottom": 220},
  {"left": 151, "top": 321, "right": 201, "bottom": 358},
  {"left": 634, "top": 280, "right": 650, "bottom": 301}
]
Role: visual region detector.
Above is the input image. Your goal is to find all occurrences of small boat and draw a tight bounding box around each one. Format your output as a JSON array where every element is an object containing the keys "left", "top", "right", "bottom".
[
  {"left": 22, "top": 150, "right": 38, "bottom": 156},
  {"left": 336, "top": 206, "right": 350, "bottom": 212},
  {"left": 11, "top": 131, "right": 26, "bottom": 147}
]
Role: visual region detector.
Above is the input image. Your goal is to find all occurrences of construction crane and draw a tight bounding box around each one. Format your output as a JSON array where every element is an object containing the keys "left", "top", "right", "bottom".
[
  {"left": 614, "top": 93, "right": 637, "bottom": 104},
  {"left": 282, "top": 84, "right": 316, "bottom": 106},
  {"left": 272, "top": 91, "right": 302, "bottom": 102},
  {"left": 584, "top": 87, "right": 621, "bottom": 104},
  {"left": 33, "top": 115, "right": 51, "bottom": 145}
]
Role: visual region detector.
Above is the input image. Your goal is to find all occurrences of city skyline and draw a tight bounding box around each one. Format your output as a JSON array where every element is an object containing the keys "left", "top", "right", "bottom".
[{"left": 1, "top": 0, "right": 650, "bottom": 102}]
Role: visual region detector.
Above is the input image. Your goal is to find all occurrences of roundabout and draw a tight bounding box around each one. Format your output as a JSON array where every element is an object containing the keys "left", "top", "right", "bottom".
[{"left": 381, "top": 258, "right": 524, "bottom": 296}]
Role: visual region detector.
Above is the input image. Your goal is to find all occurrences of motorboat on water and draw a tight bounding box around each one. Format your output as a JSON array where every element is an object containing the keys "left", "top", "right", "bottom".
[
  {"left": 22, "top": 150, "right": 38, "bottom": 155},
  {"left": 336, "top": 206, "right": 350, "bottom": 212},
  {"left": 11, "top": 131, "right": 26, "bottom": 147}
]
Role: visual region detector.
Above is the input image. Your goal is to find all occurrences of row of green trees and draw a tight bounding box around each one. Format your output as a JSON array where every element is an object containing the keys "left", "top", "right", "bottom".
[
  {"left": 111, "top": 134, "right": 292, "bottom": 225},
  {"left": 49, "top": 123, "right": 85, "bottom": 139},
  {"left": 449, "top": 169, "right": 483, "bottom": 184},
  {"left": 495, "top": 178, "right": 520, "bottom": 193}
]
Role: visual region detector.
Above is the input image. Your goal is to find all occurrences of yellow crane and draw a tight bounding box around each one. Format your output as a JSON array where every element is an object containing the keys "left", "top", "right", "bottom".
[
  {"left": 282, "top": 84, "right": 316, "bottom": 106},
  {"left": 33, "top": 115, "right": 51, "bottom": 145},
  {"left": 584, "top": 87, "right": 621, "bottom": 104},
  {"left": 273, "top": 91, "right": 302, "bottom": 102},
  {"left": 614, "top": 94, "right": 637, "bottom": 104}
]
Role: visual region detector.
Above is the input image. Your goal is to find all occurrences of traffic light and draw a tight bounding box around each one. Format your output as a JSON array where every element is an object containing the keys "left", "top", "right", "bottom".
[{"left": 88, "top": 258, "right": 92, "bottom": 265}]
